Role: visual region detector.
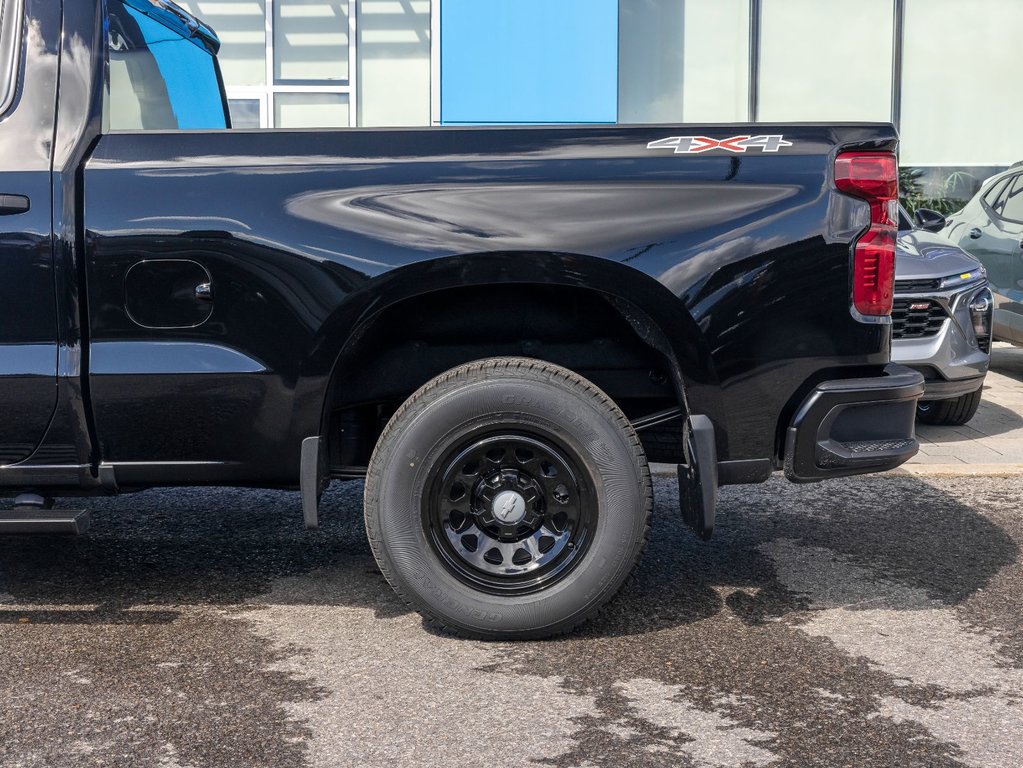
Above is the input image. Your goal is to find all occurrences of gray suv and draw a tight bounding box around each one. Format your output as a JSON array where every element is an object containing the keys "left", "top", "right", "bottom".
[
  {"left": 892, "top": 207, "right": 993, "bottom": 425},
  {"left": 942, "top": 164, "right": 1023, "bottom": 346}
]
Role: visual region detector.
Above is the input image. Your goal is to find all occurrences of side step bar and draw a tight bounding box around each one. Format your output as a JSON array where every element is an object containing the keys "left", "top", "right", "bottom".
[{"left": 0, "top": 508, "right": 91, "bottom": 535}]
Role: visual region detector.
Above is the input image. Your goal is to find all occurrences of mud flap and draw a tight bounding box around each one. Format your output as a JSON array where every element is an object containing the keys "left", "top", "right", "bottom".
[
  {"left": 301, "top": 436, "right": 325, "bottom": 530},
  {"left": 677, "top": 415, "right": 717, "bottom": 541}
]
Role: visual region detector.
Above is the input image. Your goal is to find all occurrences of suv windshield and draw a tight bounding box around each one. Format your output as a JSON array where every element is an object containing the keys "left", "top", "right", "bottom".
[{"left": 105, "top": 0, "right": 229, "bottom": 130}]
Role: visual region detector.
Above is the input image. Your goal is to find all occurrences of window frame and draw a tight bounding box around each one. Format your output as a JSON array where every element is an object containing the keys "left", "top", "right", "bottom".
[
  {"left": 982, "top": 177, "right": 1012, "bottom": 216},
  {"left": 272, "top": 0, "right": 351, "bottom": 86},
  {"left": 998, "top": 174, "right": 1023, "bottom": 224},
  {"left": 0, "top": 0, "right": 24, "bottom": 116},
  {"left": 211, "top": 0, "right": 358, "bottom": 129}
]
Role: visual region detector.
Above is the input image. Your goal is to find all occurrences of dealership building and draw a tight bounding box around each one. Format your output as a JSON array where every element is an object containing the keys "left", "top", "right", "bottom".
[{"left": 176, "top": 0, "right": 1020, "bottom": 203}]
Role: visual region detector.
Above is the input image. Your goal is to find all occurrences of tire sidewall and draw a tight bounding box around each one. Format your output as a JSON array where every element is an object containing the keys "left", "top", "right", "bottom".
[{"left": 366, "top": 368, "right": 648, "bottom": 637}]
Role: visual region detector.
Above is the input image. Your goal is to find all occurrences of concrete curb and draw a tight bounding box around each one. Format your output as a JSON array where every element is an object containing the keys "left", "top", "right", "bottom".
[
  {"left": 892, "top": 463, "right": 1023, "bottom": 478},
  {"left": 650, "top": 462, "right": 1023, "bottom": 480}
]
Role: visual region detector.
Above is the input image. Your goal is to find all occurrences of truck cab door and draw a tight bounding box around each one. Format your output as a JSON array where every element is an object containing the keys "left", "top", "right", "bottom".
[{"left": 0, "top": 0, "right": 60, "bottom": 464}]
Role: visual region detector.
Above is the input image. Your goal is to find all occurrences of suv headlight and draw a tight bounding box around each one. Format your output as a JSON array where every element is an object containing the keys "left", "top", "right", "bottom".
[{"left": 969, "top": 287, "right": 993, "bottom": 350}]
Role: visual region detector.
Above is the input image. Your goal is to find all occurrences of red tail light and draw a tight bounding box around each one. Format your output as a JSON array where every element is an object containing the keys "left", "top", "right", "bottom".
[{"left": 834, "top": 152, "right": 898, "bottom": 317}]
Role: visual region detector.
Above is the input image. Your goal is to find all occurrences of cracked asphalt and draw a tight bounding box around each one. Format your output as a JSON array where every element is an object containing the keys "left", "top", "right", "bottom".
[{"left": 1, "top": 472, "right": 1021, "bottom": 767}]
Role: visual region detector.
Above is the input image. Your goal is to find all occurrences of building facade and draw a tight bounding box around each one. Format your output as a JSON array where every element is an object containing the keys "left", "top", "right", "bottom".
[{"left": 176, "top": 0, "right": 1021, "bottom": 206}]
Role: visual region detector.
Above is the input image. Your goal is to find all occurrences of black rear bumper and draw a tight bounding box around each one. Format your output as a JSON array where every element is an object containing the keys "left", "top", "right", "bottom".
[{"left": 783, "top": 365, "right": 925, "bottom": 482}]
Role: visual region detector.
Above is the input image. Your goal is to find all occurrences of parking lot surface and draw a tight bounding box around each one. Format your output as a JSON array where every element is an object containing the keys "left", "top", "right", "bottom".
[
  {"left": 2, "top": 470, "right": 1021, "bottom": 768},
  {"left": 909, "top": 344, "right": 1023, "bottom": 471}
]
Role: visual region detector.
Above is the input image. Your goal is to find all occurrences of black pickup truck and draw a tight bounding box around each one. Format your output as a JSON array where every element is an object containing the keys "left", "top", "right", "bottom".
[{"left": 0, "top": 0, "right": 923, "bottom": 638}]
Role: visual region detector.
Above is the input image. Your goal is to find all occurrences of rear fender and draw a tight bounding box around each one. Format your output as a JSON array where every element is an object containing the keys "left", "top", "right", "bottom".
[{"left": 293, "top": 251, "right": 720, "bottom": 442}]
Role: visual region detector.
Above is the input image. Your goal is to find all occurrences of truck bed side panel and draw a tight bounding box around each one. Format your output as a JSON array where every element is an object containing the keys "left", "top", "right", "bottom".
[{"left": 83, "top": 124, "right": 894, "bottom": 479}]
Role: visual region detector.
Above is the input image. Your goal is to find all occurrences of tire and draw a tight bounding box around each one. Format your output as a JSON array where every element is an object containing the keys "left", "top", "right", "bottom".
[
  {"left": 916, "top": 386, "right": 983, "bottom": 426},
  {"left": 364, "top": 357, "right": 652, "bottom": 640}
]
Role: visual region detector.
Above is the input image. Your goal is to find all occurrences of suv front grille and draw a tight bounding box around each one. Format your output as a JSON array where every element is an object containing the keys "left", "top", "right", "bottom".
[
  {"left": 891, "top": 298, "right": 948, "bottom": 339},
  {"left": 894, "top": 277, "right": 942, "bottom": 293}
]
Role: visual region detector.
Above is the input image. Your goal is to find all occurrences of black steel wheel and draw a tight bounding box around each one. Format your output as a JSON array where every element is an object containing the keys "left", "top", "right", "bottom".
[
  {"left": 425, "top": 432, "right": 595, "bottom": 595},
  {"left": 365, "top": 358, "right": 652, "bottom": 640}
]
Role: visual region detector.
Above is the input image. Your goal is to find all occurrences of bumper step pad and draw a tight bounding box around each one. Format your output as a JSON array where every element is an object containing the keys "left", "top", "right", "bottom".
[{"left": 0, "top": 508, "right": 91, "bottom": 535}]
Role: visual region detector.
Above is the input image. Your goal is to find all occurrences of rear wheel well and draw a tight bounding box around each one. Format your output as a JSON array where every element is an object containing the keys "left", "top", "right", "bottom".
[{"left": 324, "top": 284, "right": 687, "bottom": 475}]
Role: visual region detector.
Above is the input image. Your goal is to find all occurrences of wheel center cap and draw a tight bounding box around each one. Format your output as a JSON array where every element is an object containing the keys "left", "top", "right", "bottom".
[{"left": 492, "top": 490, "right": 527, "bottom": 525}]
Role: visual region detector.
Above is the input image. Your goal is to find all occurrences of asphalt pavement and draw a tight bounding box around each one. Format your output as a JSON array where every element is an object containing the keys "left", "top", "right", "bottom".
[
  {"left": 3, "top": 347, "right": 1023, "bottom": 767},
  {"left": 2, "top": 470, "right": 1022, "bottom": 768}
]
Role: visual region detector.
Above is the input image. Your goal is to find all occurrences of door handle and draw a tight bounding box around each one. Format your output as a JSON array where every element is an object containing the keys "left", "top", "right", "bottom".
[
  {"left": 194, "top": 282, "right": 213, "bottom": 302},
  {"left": 968, "top": 228, "right": 982, "bottom": 239},
  {"left": 0, "top": 194, "right": 29, "bottom": 215}
]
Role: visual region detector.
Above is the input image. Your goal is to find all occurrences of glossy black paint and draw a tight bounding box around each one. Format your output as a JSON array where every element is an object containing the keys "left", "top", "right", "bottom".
[
  {"left": 3, "top": 0, "right": 110, "bottom": 484},
  {"left": 79, "top": 125, "right": 892, "bottom": 481},
  {"left": 2, "top": 0, "right": 898, "bottom": 491},
  {"left": 0, "top": 0, "right": 60, "bottom": 464},
  {"left": 123, "top": 259, "right": 214, "bottom": 329}
]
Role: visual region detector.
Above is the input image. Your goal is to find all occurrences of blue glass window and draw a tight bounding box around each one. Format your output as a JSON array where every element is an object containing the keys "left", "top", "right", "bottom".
[{"left": 106, "top": 0, "right": 228, "bottom": 130}]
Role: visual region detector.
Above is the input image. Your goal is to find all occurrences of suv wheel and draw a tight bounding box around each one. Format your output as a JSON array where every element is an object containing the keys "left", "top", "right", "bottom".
[
  {"left": 364, "top": 358, "right": 652, "bottom": 639},
  {"left": 916, "top": 386, "right": 983, "bottom": 426}
]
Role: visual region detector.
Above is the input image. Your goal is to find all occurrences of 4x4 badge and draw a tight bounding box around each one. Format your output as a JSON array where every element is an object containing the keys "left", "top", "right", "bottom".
[{"left": 647, "top": 135, "right": 793, "bottom": 154}]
